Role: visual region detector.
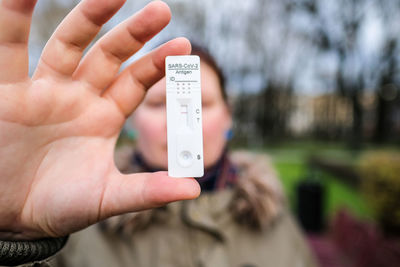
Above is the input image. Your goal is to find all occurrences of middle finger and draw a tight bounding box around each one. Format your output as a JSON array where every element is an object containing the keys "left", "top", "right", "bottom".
[
  {"left": 33, "top": 0, "right": 126, "bottom": 79},
  {"left": 73, "top": 1, "right": 171, "bottom": 92}
]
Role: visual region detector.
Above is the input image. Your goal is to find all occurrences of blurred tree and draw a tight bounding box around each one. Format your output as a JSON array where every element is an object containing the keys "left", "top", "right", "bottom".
[
  {"left": 288, "top": 0, "right": 368, "bottom": 147},
  {"left": 286, "top": 0, "right": 400, "bottom": 145},
  {"left": 374, "top": 40, "right": 399, "bottom": 143},
  {"left": 29, "top": 0, "right": 400, "bottom": 145}
]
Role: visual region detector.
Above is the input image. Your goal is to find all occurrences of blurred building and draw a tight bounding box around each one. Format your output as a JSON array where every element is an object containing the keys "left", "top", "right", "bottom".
[
  {"left": 288, "top": 95, "right": 314, "bottom": 136},
  {"left": 284, "top": 92, "right": 395, "bottom": 141},
  {"left": 312, "top": 94, "right": 353, "bottom": 139}
]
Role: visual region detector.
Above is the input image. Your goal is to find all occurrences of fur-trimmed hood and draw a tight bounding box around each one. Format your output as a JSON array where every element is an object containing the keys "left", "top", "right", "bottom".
[
  {"left": 101, "top": 148, "right": 286, "bottom": 235},
  {"left": 51, "top": 149, "right": 317, "bottom": 267}
]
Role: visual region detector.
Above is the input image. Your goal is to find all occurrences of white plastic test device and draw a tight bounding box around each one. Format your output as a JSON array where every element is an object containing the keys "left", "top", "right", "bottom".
[{"left": 166, "top": 55, "right": 204, "bottom": 178}]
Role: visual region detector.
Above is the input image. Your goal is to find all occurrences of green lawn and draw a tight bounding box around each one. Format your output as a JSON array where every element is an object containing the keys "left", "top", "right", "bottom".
[
  {"left": 248, "top": 143, "right": 375, "bottom": 222},
  {"left": 273, "top": 161, "right": 373, "bottom": 221}
]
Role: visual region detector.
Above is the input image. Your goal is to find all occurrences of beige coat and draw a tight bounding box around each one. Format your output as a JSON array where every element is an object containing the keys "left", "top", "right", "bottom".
[{"left": 21, "top": 151, "right": 318, "bottom": 267}]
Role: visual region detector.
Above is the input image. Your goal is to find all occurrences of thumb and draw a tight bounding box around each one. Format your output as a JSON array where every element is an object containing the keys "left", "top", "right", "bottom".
[{"left": 98, "top": 171, "right": 201, "bottom": 219}]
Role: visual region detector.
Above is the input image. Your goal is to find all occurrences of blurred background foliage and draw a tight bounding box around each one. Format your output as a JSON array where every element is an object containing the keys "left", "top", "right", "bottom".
[
  {"left": 29, "top": 0, "right": 400, "bottom": 148},
  {"left": 360, "top": 152, "right": 400, "bottom": 235}
]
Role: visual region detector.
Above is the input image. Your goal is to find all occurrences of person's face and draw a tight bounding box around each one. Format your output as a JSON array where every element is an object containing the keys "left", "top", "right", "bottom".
[{"left": 131, "top": 60, "right": 232, "bottom": 170}]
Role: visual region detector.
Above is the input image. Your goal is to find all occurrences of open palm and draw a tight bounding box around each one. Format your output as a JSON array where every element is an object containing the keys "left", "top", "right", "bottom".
[{"left": 0, "top": 0, "right": 199, "bottom": 241}]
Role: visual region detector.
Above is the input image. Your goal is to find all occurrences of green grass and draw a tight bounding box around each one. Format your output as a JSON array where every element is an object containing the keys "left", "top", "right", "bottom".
[
  {"left": 252, "top": 143, "right": 375, "bottom": 222},
  {"left": 323, "top": 172, "right": 372, "bottom": 220},
  {"left": 274, "top": 161, "right": 373, "bottom": 220}
]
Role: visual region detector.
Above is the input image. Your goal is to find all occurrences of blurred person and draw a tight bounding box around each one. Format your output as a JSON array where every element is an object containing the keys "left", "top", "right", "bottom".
[
  {"left": 0, "top": 0, "right": 316, "bottom": 266},
  {"left": 49, "top": 44, "right": 318, "bottom": 267}
]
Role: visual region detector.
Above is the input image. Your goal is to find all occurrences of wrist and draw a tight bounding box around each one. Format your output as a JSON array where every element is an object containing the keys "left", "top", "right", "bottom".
[
  {"left": 0, "top": 236, "right": 69, "bottom": 266},
  {"left": 0, "top": 228, "right": 53, "bottom": 242}
]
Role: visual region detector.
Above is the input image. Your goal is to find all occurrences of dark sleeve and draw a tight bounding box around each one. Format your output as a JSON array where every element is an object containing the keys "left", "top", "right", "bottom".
[{"left": 0, "top": 236, "right": 68, "bottom": 266}]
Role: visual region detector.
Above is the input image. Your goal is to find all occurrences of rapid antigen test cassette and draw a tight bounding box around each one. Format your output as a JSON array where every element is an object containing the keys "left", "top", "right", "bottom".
[{"left": 166, "top": 55, "right": 204, "bottom": 178}]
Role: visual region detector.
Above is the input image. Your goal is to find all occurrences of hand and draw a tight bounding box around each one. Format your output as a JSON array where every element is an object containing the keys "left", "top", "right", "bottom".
[{"left": 0, "top": 0, "right": 200, "bottom": 241}]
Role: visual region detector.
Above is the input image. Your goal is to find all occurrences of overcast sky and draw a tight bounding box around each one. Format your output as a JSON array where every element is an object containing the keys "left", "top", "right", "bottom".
[{"left": 28, "top": 0, "right": 394, "bottom": 96}]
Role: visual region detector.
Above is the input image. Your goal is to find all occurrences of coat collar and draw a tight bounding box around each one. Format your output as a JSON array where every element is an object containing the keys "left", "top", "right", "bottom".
[{"left": 100, "top": 148, "right": 285, "bottom": 237}]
